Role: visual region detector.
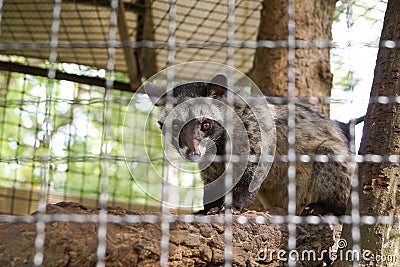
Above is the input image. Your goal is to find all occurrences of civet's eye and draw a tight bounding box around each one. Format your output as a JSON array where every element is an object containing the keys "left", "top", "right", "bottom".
[
  {"left": 201, "top": 121, "right": 212, "bottom": 132},
  {"left": 172, "top": 120, "right": 181, "bottom": 132}
]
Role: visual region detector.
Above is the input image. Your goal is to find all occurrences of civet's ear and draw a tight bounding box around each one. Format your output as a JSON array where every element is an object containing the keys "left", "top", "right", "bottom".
[
  {"left": 208, "top": 74, "right": 228, "bottom": 98},
  {"left": 143, "top": 82, "right": 167, "bottom": 106}
]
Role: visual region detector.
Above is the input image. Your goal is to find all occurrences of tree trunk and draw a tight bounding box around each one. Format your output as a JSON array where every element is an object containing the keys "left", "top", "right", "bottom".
[
  {"left": 250, "top": 0, "right": 336, "bottom": 115},
  {"left": 339, "top": 0, "right": 400, "bottom": 264},
  {"left": 0, "top": 202, "right": 335, "bottom": 267},
  {"left": 358, "top": 0, "right": 400, "bottom": 261}
]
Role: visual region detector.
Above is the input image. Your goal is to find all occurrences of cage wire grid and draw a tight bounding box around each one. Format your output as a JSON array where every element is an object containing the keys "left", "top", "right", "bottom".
[{"left": 0, "top": 0, "right": 398, "bottom": 266}]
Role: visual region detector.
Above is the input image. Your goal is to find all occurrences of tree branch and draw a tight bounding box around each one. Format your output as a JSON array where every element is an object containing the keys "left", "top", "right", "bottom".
[{"left": 0, "top": 202, "right": 334, "bottom": 266}]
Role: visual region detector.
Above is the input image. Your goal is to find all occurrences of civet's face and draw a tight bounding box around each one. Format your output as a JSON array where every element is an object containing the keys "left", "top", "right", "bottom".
[{"left": 154, "top": 82, "right": 226, "bottom": 162}]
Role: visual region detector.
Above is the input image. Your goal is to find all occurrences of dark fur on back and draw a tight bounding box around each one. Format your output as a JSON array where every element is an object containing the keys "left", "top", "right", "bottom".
[{"left": 149, "top": 78, "right": 352, "bottom": 215}]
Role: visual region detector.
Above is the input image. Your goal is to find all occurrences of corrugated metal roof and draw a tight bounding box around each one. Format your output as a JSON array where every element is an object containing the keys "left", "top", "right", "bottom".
[{"left": 0, "top": 0, "right": 262, "bottom": 89}]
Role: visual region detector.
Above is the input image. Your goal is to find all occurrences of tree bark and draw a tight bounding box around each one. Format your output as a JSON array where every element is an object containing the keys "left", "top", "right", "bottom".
[
  {"left": 339, "top": 0, "right": 400, "bottom": 264},
  {"left": 0, "top": 202, "right": 335, "bottom": 266},
  {"left": 358, "top": 0, "right": 400, "bottom": 260},
  {"left": 250, "top": 0, "right": 336, "bottom": 115}
]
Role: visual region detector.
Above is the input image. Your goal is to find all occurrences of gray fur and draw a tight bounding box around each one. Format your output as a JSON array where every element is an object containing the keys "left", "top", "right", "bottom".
[
  {"left": 248, "top": 103, "right": 352, "bottom": 215},
  {"left": 146, "top": 78, "right": 352, "bottom": 215}
]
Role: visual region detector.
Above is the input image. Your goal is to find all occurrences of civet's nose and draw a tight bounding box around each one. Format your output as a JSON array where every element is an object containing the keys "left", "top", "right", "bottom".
[{"left": 186, "top": 150, "right": 202, "bottom": 162}]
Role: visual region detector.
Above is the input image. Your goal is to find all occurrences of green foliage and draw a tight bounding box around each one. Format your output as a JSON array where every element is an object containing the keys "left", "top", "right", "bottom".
[
  {"left": 331, "top": 0, "right": 386, "bottom": 93},
  {"left": 0, "top": 66, "right": 181, "bottom": 209}
]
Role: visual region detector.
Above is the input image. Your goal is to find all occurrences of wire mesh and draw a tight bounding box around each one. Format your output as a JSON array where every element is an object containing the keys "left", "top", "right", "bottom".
[{"left": 0, "top": 0, "right": 397, "bottom": 266}]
